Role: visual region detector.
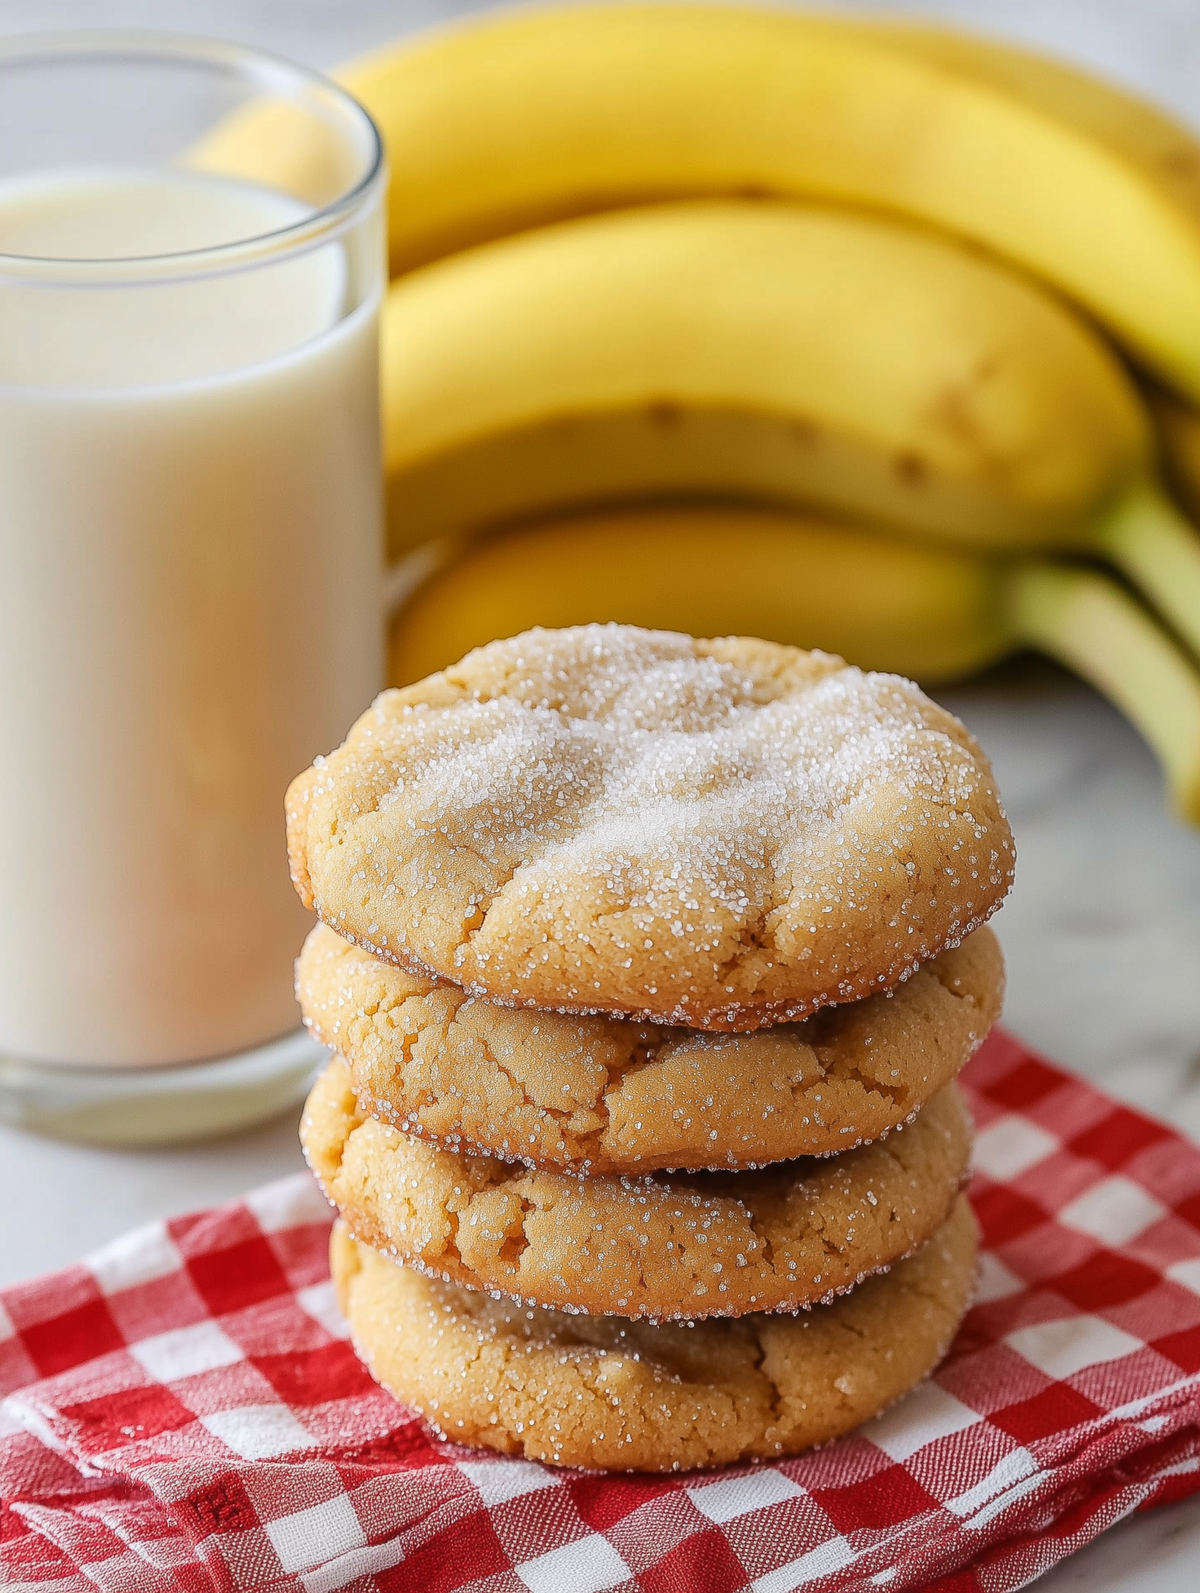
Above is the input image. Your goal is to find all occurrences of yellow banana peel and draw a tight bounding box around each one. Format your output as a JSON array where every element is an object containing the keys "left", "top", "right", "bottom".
[
  {"left": 340, "top": 1, "right": 1200, "bottom": 399},
  {"left": 389, "top": 509, "right": 1013, "bottom": 686},
  {"left": 382, "top": 200, "right": 1200, "bottom": 661}
]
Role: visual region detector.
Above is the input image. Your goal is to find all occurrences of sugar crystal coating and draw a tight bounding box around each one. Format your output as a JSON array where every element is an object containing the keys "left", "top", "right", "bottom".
[{"left": 287, "top": 625, "right": 1014, "bottom": 1028}]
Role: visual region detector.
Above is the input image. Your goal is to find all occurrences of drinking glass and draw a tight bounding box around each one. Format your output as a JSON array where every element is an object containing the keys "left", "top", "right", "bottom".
[{"left": 0, "top": 34, "right": 385, "bottom": 1143}]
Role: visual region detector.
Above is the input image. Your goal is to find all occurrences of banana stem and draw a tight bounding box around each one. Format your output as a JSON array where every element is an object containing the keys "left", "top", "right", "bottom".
[
  {"left": 1009, "top": 561, "right": 1200, "bottom": 824},
  {"left": 1094, "top": 482, "right": 1200, "bottom": 663}
]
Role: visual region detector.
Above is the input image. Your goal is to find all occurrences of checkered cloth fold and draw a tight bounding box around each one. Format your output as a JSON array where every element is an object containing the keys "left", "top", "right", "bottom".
[{"left": 4, "top": 1029, "right": 1200, "bottom": 1593}]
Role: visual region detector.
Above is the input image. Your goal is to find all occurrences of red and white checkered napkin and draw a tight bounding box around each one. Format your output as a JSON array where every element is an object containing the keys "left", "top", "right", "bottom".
[{"left": 4, "top": 1029, "right": 1200, "bottom": 1593}]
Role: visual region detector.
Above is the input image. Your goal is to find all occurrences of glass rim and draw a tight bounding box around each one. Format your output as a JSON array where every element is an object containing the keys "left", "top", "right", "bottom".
[{"left": 0, "top": 29, "right": 385, "bottom": 286}]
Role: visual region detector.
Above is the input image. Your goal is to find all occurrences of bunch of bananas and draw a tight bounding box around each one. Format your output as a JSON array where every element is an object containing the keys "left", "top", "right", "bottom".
[{"left": 206, "top": 1, "right": 1200, "bottom": 820}]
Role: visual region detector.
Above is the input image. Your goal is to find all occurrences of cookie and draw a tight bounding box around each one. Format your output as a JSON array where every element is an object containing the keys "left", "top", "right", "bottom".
[
  {"left": 298, "top": 921, "right": 1001, "bottom": 1172},
  {"left": 304, "top": 1058, "right": 972, "bottom": 1319},
  {"left": 331, "top": 1196, "right": 977, "bottom": 1471},
  {"left": 287, "top": 625, "right": 1013, "bottom": 1030}
]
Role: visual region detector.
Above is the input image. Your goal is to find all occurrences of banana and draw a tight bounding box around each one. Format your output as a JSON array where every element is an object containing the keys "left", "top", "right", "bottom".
[
  {"left": 388, "top": 508, "right": 1200, "bottom": 825},
  {"left": 341, "top": 0, "right": 1200, "bottom": 398},
  {"left": 390, "top": 510, "right": 1012, "bottom": 686},
  {"left": 382, "top": 199, "right": 1200, "bottom": 659}
]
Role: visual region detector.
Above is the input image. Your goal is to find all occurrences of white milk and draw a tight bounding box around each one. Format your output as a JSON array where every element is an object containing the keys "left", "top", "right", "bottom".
[{"left": 0, "top": 171, "right": 381, "bottom": 1067}]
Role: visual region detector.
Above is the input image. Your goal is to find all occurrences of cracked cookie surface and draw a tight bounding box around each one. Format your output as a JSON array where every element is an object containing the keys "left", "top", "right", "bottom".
[
  {"left": 305, "top": 1058, "right": 972, "bottom": 1319},
  {"left": 287, "top": 625, "right": 1013, "bottom": 1029},
  {"left": 299, "top": 922, "right": 1001, "bottom": 1172},
  {"left": 331, "top": 1196, "right": 977, "bottom": 1471}
]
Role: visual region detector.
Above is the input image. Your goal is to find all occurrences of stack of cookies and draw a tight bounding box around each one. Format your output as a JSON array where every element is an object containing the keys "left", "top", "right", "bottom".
[{"left": 288, "top": 625, "right": 1011, "bottom": 1472}]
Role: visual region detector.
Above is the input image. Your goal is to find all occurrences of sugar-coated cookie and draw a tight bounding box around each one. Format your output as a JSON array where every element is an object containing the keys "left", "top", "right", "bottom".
[
  {"left": 305, "top": 1058, "right": 972, "bottom": 1319},
  {"left": 331, "top": 1197, "right": 977, "bottom": 1471},
  {"left": 299, "top": 922, "right": 1001, "bottom": 1172},
  {"left": 287, "top": 626, "right": 1013, "bottom": 1030}
]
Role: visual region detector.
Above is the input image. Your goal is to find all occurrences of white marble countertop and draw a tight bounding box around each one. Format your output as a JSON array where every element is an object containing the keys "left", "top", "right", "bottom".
[{"left": 2, "top": 1, "right": 1200, "bottom": 1586}]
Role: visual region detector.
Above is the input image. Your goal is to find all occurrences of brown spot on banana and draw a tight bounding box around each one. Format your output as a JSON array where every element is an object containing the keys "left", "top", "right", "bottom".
[
  {"left": 893, "top": 452, "right": 928, "bottom": 486},
  {"left": 646, "top": 399, "right": 684, "bottom": 429}
]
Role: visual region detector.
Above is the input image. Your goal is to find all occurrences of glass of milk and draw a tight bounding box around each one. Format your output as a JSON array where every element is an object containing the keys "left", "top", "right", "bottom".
[{"left": 0, "top": 35, "right": 385, "bottom": 1143}]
